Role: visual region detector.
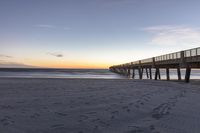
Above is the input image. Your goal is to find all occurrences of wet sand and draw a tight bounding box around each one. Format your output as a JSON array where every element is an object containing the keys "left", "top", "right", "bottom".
[{"left": 0, "top": 78, "right": 200, "bottom": 133}]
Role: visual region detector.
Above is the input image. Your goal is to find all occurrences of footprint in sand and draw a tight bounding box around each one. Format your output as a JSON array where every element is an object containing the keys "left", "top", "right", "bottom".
[
  {"left": 1, "top": 105, "right": 14, "bottom": 110},
  {"left": 152, "top": 103, "right": 171, "bottom": 120},
  {"left": 122, "top": 106, "right": 131, "bottom": 112},
  {"left": 105, "top": 107, "right": 111, "bottom": 111},
  {"left": 51, "top": 124, "right": 64, "bottom": 129},
  {"left": 129, "top": 102, "right": 134, "bottom": 106},
  {"left": 55, "top": 112, "right": 68, "bottom": 116},
  {"left": 149, "top": 125, "right": 161, "bottom": 133},
  {"left": 122, "top": 106, "right": 129, "bottom": 109},
  {"left": 53, "top": 102, "right": 62, "bottom": 105},
  {"left": 134, "top": 93, "right": 153, "bottom": 109},
  {"left": 90, "top": 118, "right": 100, "bottom": 122},
  {"left": 30, "top": 113, "right": 40, "bottom": 118},
  {"left": 98, "top": 120, "right": 110, "bottom": 127},
  {"left": 152, "top": 93, "right": 184, "bottom": 120},
  {"left": 111, "top": 110, "right": 119, "bottom": 114},
  {"left": 85, "top": 102, "right": 90, "bottom": 105},
  {"left": 16, "top": 101, "right": 25, "bottom": 104},
  {"left": 127, "top": 125, "right": 158, "bottom": 133},
  {"left": 111, "top": 115, "right": 115, "bottom": 119},
  {"left": 86, "top": 111, "right": 97, "bottom": 115},
  {"left": 0, "top": 116, "right": 14, "bottom": 126},
  {"left": 78, "top": 115, "right": 89, "bottom": 122},
  {"left": 127, "top": 126, "right": 144, "bottom": 133},
  {"left": 135, "top": 105, "right": 140, "bottom": 108},
  {"left": 93, "top": 125, "right": 99, "bottom": 130}
]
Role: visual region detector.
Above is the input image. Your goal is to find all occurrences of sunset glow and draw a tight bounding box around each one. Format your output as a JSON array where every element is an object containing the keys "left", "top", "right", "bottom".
[{"left": 1, "top": 0, "right": 200, "bottom": 68}]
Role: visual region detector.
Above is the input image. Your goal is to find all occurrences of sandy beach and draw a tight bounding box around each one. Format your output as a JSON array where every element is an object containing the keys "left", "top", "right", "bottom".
[{"left": 0, "top": 78, "right": 200, "bottom": 133}]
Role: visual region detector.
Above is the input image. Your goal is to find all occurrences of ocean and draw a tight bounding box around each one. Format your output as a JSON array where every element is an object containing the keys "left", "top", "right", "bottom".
[
  {"left": 0, "top": 68, "right": 124, "bottom": 79},
  {"left": 0, "top": 68, "right": 200, "bottom": 80}
]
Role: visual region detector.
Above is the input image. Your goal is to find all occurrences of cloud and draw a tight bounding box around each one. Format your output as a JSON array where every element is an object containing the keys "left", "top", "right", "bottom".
[
  {"left": 101, "top": 0, "right": 137, "bottom": 5},
  {"left": 63, "top": 27, "right": 71, "bottom": 30},
  {"left": 0, "top": 61, "right": 36, "bottom": 68},
  {"left": 47, "top": 52, "right": 64, "bottom": 57},
  {"left": 0, "top": 54, "right": 12, "bottom": 58},
  {"left": 35, "top": 25, "right": 71, "bottom": 31},
  {"left": 35, "top": 24, "right": 55, "bottom": 29},
  {"left": 143, "top": 25, "right": 200, "bottom": 47}
]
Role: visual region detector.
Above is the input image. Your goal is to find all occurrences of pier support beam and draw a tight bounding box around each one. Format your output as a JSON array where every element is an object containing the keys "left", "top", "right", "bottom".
[
  {"left": 138, "top": 68, "right": 143, "bottom": 79},
  {"left": 132, "top": 69, "right": 135, "bottom": 79},
  {"left": 158, "top": 68, "right": 161, "bottom": 80},
  {"left": 155, "top": 68, "right": 158, "bottom": 80},
  {"left": 146, "top": 68, "right": 149, "bottom": 79},
  {"left": 166, "top": 68, "right": 170, "bottom": 81},
  {"left": 141, "top": 68, "right": 144, "bottom": 79},
  {"left": 149, "top": 68, "right": 152, "bottom": 79},
  {"left": 177, "top": 67, "right": 181, "bottom": 80},
  {"left": 123, "top": 68, "right": 127, "bottom": 76},
  {"left": 155, "top": 68, "right": 161, "bottom": 80},
  {"left": 120, "top": 68, "right": 123, "bottom": 75},
  {"left": 122, "top": 68, "right": 126, "bottom": 75},
  {"left": 127, "top": 68, "right": 131, "bottom": 77},
  {"left": 185, "top": 67, "right": 191, "bottom": 83}
]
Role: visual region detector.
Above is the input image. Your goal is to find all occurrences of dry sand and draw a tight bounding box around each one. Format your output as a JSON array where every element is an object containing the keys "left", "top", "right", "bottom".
[{"left": 0, "top": 78, "right": 200, "bottom": 133}]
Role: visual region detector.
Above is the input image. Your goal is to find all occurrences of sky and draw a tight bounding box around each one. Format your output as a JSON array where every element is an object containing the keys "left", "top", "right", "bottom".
[{"left": 1, "top": 0, "right": 200, "bottom": 68}]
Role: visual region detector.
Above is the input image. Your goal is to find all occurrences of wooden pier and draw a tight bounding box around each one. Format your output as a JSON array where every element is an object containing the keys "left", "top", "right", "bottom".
[{"left": 109, "top": 47, "right": 200, "bottom": 82}]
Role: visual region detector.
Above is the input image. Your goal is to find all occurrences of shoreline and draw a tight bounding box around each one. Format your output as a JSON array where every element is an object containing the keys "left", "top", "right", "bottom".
[{"left": 1, "top": 77, "right": 200, "bottom": 84}]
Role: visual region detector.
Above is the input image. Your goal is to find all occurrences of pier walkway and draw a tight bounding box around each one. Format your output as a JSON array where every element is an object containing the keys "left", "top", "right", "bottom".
[{"left": 109, "top": 47, "right": 200, "bottom": 82}]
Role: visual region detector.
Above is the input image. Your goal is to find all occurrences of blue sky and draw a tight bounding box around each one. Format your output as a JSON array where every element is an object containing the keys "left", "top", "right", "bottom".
[{"left": 1, "top": 0, "right": 200, "bottom": 68}]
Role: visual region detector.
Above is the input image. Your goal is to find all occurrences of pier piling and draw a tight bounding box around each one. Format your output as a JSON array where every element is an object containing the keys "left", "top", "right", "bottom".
[
  {"left": 149, "top": 68, "right": 152, "bottom": 79},
  {"left": 146, "top": 68, "right": 149, "bottom": 79},
  {"left": 185, "top": 66, "right": 191, "bottom": 83},
  {"left": 166, "top": 68, "right": 170, "bottom": 81},
  {"left": 177, "top": 67, "right": 181, "bottom": 80},
  {"left": 132, "top": 69, "right": 135, "bottom": 79}
]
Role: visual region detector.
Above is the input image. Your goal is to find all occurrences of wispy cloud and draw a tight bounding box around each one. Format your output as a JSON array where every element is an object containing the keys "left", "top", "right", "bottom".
[
  {"left": 143, "top": 25, "right": 200, "bottom": 47},
  {"left": 0, "top": 61, "right": 36, "bottom": 68},
  {"left": 35, "top": 24, "right": 56, "bottom": 29},
  {"left": 101, "top": 0, "right": 137, "bottom": 5},
  {"left": 34, "top": 25, "right": 71, "bottom": 30},
  {"left": 63, "top": 27, "right": 71, "bottom": 30},
  {"left": 0, "top": 54, "right": 12, "bottom": 58},
  {"left": 47, "top": 52, "right": 64, "bottom": 57}
]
